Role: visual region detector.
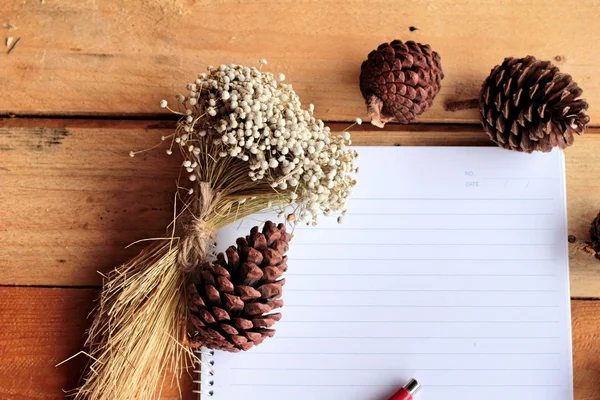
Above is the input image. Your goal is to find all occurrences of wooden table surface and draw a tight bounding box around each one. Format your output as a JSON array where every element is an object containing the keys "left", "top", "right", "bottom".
[{"left": 1, "top": 1, "right": 600, "bottom": 399}]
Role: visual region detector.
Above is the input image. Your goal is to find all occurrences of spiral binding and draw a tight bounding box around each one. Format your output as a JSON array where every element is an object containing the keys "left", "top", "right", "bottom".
[{"left": 192, "top": 348, "right": 216, "bottom": 398}]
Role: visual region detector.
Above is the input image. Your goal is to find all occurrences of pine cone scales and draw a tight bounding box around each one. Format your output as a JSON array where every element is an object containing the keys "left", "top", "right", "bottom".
[
  {"left": 360, "top": 40, "right": 444, "bottom": 127},
  {"left": 480, "top": 56, "right": 590, "bottom": 152},
  {"left": 589, "top": 211, "right": 600, "bottom": 258},
  {"left": 186, "top": 221, "right": 291, "bottom": 352}
]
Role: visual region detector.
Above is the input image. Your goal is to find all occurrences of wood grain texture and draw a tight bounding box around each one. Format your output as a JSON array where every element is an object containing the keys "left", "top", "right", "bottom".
[
  {"left": 0, "top": 287, "right": 194, "bottom": 400},
  {"left": 572, "top": 301, "right": 600, "bottom": 400},
  {"left": 0, "top": 0, "right": 599, "bottom": 124},
  {"left": 1, "top": 120, "right": 600, "bottom": 296}
]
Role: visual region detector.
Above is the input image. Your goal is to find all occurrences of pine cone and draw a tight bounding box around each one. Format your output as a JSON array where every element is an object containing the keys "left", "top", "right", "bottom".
[
  {"left": 186, "top": 221, "right": 291, "bottom": 352},
  {"left": 359, "top": 40, "right": 443, "bottom": 127},
  {"left": 480, "top": 56, "right": 590, "bottom": 153},
  {"left": 589, "top": 211, "right": 600, "bottom": 258}
]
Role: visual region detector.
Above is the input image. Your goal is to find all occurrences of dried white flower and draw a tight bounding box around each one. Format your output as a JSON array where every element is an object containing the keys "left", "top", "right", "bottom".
[
  {"left": 159, "top": 100, "right": 168, "bottom": 108},
  {"left": 355, "top": 118, "right": 362, "bottom": 125},
  {"left": 129, "top": 151, "right": 135, "bottom": 158},
  {"left": 161, "top": 63, "right": 358, "bottom": 223},
  {"left": 259, "top": 59, "right": 268, "bottom": 65}
]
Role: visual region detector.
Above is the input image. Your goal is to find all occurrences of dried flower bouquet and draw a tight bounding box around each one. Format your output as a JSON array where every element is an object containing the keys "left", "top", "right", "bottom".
[{"left": 74, "top": 61, "right": 358, "bottom": 400}]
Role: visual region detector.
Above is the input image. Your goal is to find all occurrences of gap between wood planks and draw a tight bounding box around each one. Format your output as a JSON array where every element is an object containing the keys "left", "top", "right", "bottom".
[
  {"left": 1, "top": 116, "right": 599, "bottom": 137},
  {"left": 0, "top": 116, "right": 483, "bottom": 129}
]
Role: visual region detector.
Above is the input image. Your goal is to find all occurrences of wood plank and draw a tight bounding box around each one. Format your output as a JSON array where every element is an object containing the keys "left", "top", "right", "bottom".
[
  {"left": 0, "top": 287, "right": 598, "bottom": 399},
  {"left": 0, "top": 287, "right": 195, "bottom": 400},
  {"left": 1, "top": 0, "right": 599, "bottom": 124},
  {"left": 2, "top": 121, "right": 600, "bottom": 297},
  {"left": 572, "top": 300, "right": 600, "bottom": 400}
]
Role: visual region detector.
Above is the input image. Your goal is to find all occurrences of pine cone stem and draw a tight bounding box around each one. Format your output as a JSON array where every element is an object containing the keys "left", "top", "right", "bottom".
[
  {"left": 367, "top": 95, "right": 386, "bottom": 128},
  {"left": 445, "top": 98, "right": 479, "bottom": 112}
]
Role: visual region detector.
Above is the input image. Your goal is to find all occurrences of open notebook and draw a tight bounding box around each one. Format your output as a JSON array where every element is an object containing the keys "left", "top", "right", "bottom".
[{"left": 196, "top": 147, "right": 572, "bottom": 400}]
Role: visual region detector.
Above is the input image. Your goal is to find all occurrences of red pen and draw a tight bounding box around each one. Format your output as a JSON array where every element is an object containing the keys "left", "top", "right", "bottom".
[{"left": 387, "top": 378, "right": 421, "bottom": 400}]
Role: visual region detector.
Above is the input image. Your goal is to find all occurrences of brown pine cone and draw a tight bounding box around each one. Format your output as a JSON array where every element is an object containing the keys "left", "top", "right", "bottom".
[
  {"left": 359, "top": 40, "right": 443, "bottom": 127},
  {"left": 480, "top": 56, "right": 589, "bottom": 153},
  {"left": 186, "top": 221, "right": 291, "bottom": 352},
  {"left": 589, "top": 211, "right": 600, "bottom": 259}
]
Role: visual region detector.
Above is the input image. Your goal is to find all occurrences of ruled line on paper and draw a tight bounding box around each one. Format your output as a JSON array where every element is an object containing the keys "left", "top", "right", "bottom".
[
  {"left": 230, "top": 367, "right": 561, "bottom": 371},
  {"left": 289, "top": 259, "right": 556, "bottom": 263},
  {"left": 290, "top": 228, "right": 556, "bottom": 231},
  {"left": 289, "top": 258, "right": 556, "bottom": 262},
  {"left": 285, "top": 289, "right": 560, "bottom": 292},
  {"left": 291, "top": 243, "right": 557, "bottom": 246},
  {"left": 280, "top": 321, "right": 560, "bottom": 324},
  {"left": 482, "top": 177, "right": 554, "bottom": 180},
  {"left": 230, "top": 384, "right": 562, "bottom": 387},
  {"left": 282, "top": 305, "right": 560, "bottom": 308},
  {"left": 272, "top": 336, "right": 561, "bottom": 340},
  {"left": 253, "top": 352, "right": 562, "bottom": 355},
  {"left": 292, "top": 259, "right": 558, "bottom": 262},
  {"left": 347, "top": 198, "right": 555, "bottom": 201},
  {"left": 283, "top": 274, "right": 557, "bottom": 277},
  {"left": 336, "top": 213, "right": 555, "bottom": 216},
  {"left": 427, "top": 385, "right": 562, "bottom": 387}
]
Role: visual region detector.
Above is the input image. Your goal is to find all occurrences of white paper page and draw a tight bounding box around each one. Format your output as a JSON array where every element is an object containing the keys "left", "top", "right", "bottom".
[{"left": 205, "top": 147, "right": 572, "bottom": 400}]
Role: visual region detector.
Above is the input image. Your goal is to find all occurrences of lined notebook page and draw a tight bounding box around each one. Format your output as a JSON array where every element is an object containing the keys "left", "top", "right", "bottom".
[{"left": 206, "top": 147, "right": 573, "bottom": 400}]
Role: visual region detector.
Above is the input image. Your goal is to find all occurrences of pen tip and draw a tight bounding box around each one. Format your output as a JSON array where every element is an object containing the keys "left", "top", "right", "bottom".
[{"left": 404, "top": 378, "right": 421, "bottom": 395}]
